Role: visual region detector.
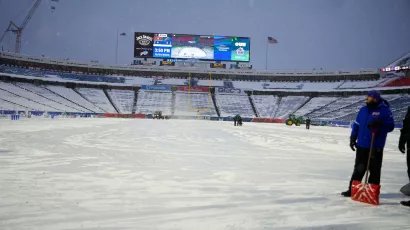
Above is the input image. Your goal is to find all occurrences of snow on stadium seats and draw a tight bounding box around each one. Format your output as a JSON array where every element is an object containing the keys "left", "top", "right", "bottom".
[
  {"left": 294, "top": 97, "right": 338, "bottom": 116},
  {"left": 159, "top": 78, "right": 186, "bottom": 86},
  {"left": 0, "top": 86, "right": 54, "bottom": 111},
  {"left": 0, "top": 98, "right": 29, "bottom": 111},
  {"left": 252, "top": 95, "right": 279, "bottom": 118},
  {"left": 174, "top": 92, "right": 217, "bottom": 116},
  {"left": 106, "top": 89, "right": 135, "bottom": 114},
  {"left": 301, "top": 81, "right": 341, "bottom": 91},
  {"left": 338, "top": 79, "right": 388, "bottom": 89},
  {"left": 387, "top": 95, "right": 410, "bottom": 112},
  {"left": 15, "top": 82, "right": 86, "bottom": 112},
  {"left": 76, "top": 88, "right": 117, "bottom": 113},
  {"left": 274, "top": 96, "right": 309, "bottom": 118},
  {"left": 393, "top": 108, "right": 409, "bottom": 122},
  {"left": 124, "top": 77, "right": 155, "bottom": 85},
  {"left": 136, "top": 90, "right": 172, "bottom": 115},
  {"left": 0, "top": 66, "right": 42, "bottom": 77},
  {"left": 0, "top": 81, "right": 79, "bottom": 112},
  {"left": 335, "top": 95, "right": 409, "bottom": 121},
  {"left": 308, "top": 96, "right": 363, "bottom": 118},
  {"left": 198, "top": 79, "right": 224, "bottom": 87},
  {"left": 215, "top": 94, "right": 255, "bottom": 117},
  {"left": 314, "top": 94, "right": 402, "bottom": 120},
  {"left": 46, "top": 85, "right": 103, "bottom": 113}
]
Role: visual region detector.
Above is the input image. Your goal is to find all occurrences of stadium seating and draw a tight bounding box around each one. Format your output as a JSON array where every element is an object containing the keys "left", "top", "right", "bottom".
[
  {"left": 0, "top": 81, "right": 77, "bottom": 112},
  {"left": 301, "top": 81, "right": 342, "bottom": 91},
  {"left": 136, "top": 90, "right": 172, "bottom": 115},
  {"left": 252, "top": 95, "right": 279, "bottom": 118},
  {"left": 294, "top": 97, "right": 338, "bottom": 116},
  {"left": 46, "top": 85, "right": 102, "bottom": 113},
  {"left": 0, "top": 86, "right": 52, "bottom": 111},
  {"left": 275, "top": 96, "right": 309, "bottom": 118},
  {"left": 307, "top": 96, "right": 363, "bottom": 118},
  {"left": 338, "top": 79, "right": 389, "bottom": 89},
  {"left": 76, "top": 88, "right": 117, "bottom": 113},
  {"left": 383, "top": 77, "right": 410, "bottom": 87},
  {"left": 0, "top": 98, "right": 29, "bottom": 111},
  {"left": 106, "top": 89, "right": 135, "bottom": 114},
  {"left": 15, "top": 82, "right": 86, "bottom": 112},
  {"left": 215, "top": 94, "right": 255, "bottom": 117},
  {"left": 174, "top": 92, "right": 217, "bottom": 116}
]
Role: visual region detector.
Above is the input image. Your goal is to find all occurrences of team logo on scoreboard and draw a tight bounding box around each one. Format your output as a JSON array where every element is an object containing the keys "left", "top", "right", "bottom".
[
  {"left": 236, "top": 47, "right": 244, "bottom": 55},
  {"left": 136, "top": 35, "right": 153, "bottom": 46}
]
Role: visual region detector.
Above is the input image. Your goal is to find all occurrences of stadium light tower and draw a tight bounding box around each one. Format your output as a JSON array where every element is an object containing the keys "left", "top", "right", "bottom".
[{"left": 0, "top": 0, "right": 43, "bottom": 53}]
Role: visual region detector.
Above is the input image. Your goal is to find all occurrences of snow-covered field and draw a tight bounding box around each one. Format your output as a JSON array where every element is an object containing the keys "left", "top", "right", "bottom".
[{"left": 0, "top": 118, "right": 409, "bottom": 230}]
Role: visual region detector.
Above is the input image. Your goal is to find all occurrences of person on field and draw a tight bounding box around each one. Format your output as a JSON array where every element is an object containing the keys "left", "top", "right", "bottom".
[
  {"left": 398, "top": 107, "right": 410, "bottom": 206},
  {"left": 341, "top": 90, "right": 394, "bottom": 197},
  {"left": 306, "top": 117, "right": 311, "bottom": 130}
]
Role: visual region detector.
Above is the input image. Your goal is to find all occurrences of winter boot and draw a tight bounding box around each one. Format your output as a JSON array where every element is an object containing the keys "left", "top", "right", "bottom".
[
  {"left": 400, "top": 200, "right": 410, "bottom": 207},
  {"left": 341, "top": 190, "right": 351, "bottom": 197}
]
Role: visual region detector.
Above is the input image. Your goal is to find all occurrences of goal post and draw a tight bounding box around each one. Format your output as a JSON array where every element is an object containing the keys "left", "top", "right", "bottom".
[{"left": 187, "top": 73, "right": 212, "bottom": 116}]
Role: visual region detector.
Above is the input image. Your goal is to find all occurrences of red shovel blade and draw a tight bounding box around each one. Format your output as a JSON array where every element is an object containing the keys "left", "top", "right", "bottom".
[{"left": 351, "top": 180, "right": 381, "bottom": 205}]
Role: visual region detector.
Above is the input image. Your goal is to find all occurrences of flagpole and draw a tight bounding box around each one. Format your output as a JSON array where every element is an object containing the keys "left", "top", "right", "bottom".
[
  {"left": 115, "top": 28, "right": 119, "bottom": 64},
  {"left": 265, "top": 37, "right": 268, "bottom": 70}
]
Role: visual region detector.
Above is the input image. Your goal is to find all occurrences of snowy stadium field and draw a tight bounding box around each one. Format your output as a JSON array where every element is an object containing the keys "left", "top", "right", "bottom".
[{"left": 0, "top": 118, "right": 409, "bottom": 230}]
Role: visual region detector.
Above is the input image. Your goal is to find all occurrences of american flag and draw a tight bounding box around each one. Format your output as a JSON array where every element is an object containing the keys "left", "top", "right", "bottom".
[
  {"left": 268, "top": 37, "right": 278, "bottom": 44},
  {"left": 120, "top": 32, "right": 126, "bottom": 36}
]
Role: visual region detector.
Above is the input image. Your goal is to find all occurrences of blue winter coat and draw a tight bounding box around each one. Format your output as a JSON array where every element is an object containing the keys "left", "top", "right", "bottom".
[{"left": 351, "top": 100, "right": 394, "bottom": 149}]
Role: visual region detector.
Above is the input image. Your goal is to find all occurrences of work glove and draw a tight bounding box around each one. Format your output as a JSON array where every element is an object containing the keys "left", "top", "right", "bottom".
[
  {"left": 350, "top": 136, "right": 357, "bottom": 152},
  {"left": 399, "top": 130, "right": 409, "bottom": 154},
  {"left": 367, "top": 120, "right": 383, "bottom": 132},
  {"left": 399, "top": 137, "right": 406, "bottom": 154}
]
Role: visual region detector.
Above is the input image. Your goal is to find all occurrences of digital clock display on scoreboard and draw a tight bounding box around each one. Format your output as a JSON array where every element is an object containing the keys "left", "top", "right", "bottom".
[{"left": 134, "top": 32, "right": 250, "bottom": 62}]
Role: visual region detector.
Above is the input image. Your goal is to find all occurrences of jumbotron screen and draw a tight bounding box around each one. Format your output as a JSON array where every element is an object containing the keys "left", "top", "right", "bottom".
[{"left": 134, "top": 32, "right": 250, "bottom": 62}]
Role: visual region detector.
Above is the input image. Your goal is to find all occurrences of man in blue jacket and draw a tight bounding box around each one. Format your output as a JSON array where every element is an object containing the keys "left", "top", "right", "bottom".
[{"left": 341, "top": 90, "right": 395, "bottom": 197}]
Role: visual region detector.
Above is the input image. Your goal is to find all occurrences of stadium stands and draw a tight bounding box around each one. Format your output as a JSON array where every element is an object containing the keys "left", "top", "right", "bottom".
[
  {"left": 252, "top": 95, "right": 279, "bottom": 118},
  {"left": 174, "top": 92, "right": 217, "bottom": 116},
  {"left": 0, "top": 81, "right": 77, "bottom": 112},
  {"left": 136, "top": 90, "right": 172, "bottom": 115},
  {"left": 76, "top": 88, "right": 116, "bottom": 113},
  {"left": 307, "top": 96, "right": 363, "bottom": 118},
  {"left": 15, "top": 82, "right": 86, "bottom": 112},
  {"left": 46, "top": 85, "right": 101, "bottom": 113},
  {"left": 215, "top": 94, "right": 255, "bottom": 117},
  {"left": 0, "top": 98, "right": 29, "bottom": 111},
  {"left": 337, "top": 79, "right": 389, "bottom": 89},
  {"left": 1, "top": 51, "right": 410, "bottom": 122},
  {"left": 106, "top": 89, "right": 135, "bottom": 114},
  {"left": 275, "top": 96, "right": 309, "bottom": 118},
  {"left": 383, "top": 77, "right": 410, "bottom": 87},
  {"left": 294, "top": 97, "right": 338, "bottom": 116}
]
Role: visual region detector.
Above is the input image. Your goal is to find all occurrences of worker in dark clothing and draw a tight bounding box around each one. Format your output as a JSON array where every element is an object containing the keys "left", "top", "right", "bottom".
[
  {"left": 306, "top": 117, "right": 311, "bottom": 130},
  {"left": 341, "top": 90, "right": 395, "bottom": 197},
  {"left": 234, "top": 114, "right": 242, "bottom": 126},
  {"left": 398, "top": 107, "right": 410, "bottom": 207},
  {"left": 237, "top": 115, "right": 242, "bottom": 126}
]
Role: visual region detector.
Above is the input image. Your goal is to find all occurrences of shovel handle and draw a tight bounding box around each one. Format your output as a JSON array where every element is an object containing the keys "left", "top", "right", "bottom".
[{"left": 363, "top": 132, "right": 376, "bottom": 186}]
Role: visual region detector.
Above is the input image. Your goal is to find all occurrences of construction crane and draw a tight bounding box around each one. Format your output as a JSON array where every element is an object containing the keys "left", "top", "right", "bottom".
[{"left": 0, "top": 0, "right": 43, "bottom": 53}]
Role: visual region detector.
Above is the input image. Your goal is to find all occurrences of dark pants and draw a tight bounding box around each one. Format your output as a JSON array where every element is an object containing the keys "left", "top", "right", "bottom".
[
  {"left": 407, "top": 142, "right": 410, "bottom": 181},
  {"left": 348, "top": 147, "right": 384, "bottom": 190},
  {"left": 234, "top": 120, "right": 237, "bottom": 126},
  {"left": 306, "top": 124, "right": 310, "bottom": 129}
]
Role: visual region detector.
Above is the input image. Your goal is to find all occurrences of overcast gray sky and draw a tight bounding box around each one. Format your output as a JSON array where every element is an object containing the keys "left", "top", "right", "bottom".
[{"left": 0, "top": 0, "right": 409, "bottom": 70}]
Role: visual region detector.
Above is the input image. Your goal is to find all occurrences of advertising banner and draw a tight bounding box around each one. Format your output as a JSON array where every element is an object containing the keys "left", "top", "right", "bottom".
[
  {"left": 176, "top": 86, "right": 209, "bottom": 92},
  {"left": 141, "top": 85, "right": 172, "bottom": 91},
  {"left": 216, "top": 87, "right": 242, "bottom": 94}
]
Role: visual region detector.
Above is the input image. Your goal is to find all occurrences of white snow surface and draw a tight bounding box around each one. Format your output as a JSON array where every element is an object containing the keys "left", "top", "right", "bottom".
[{"left": 0, "top": 118, "right": 409, "bottom": 230}]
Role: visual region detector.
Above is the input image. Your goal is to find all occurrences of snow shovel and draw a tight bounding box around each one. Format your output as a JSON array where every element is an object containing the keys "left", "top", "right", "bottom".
[{"left": 351, "top": 132, "right": 381, "bottom": 205}]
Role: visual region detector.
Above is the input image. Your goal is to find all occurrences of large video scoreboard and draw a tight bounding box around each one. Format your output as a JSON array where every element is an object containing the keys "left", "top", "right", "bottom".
[{"left": 134, "top": 32, "right": 250, "bottom": 62}]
